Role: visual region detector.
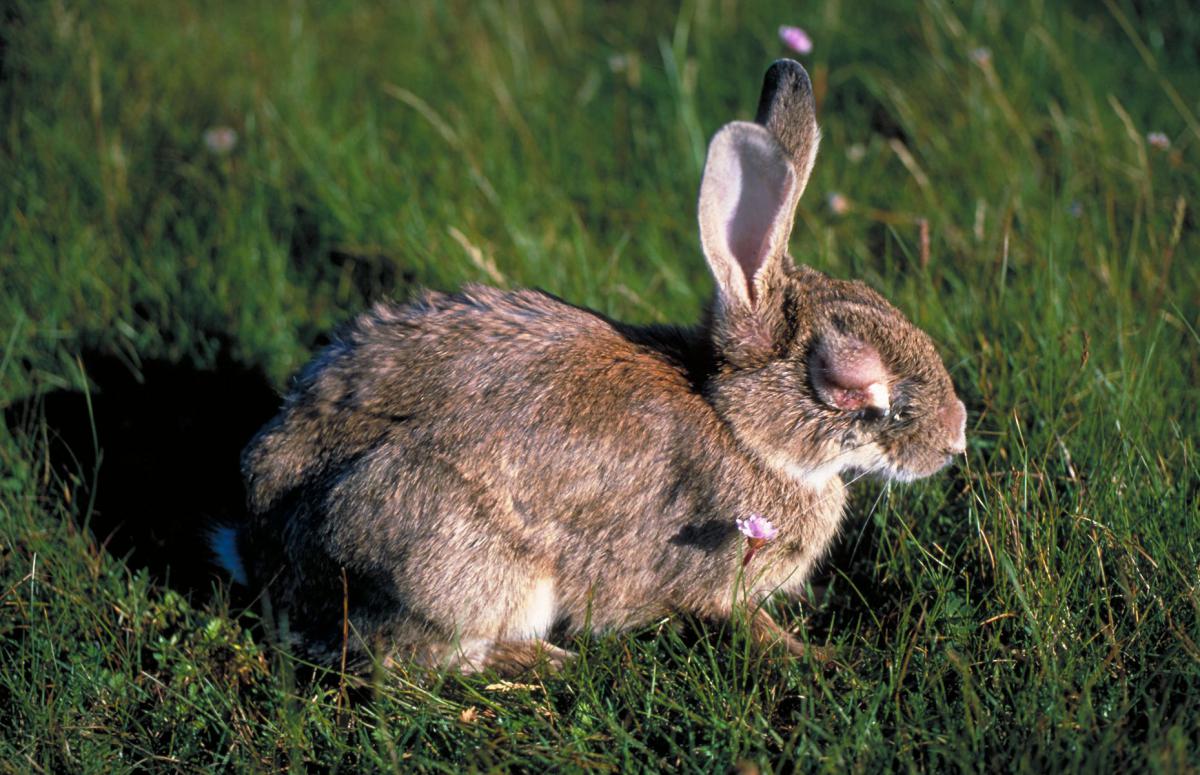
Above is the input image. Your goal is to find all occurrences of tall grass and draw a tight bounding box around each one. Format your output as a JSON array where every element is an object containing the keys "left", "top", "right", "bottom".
[{"left": 2, "top": 0, "right": 1197, "bottom": 770}]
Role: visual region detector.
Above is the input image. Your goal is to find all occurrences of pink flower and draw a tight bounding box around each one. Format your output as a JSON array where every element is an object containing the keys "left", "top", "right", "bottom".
[
  {"left": 738, "top": 514, "right": 778, "bottom": 567},
  {"left": 827, "top": 192, "right": 850, "bottom": 216},
  {"left": 203, "top": 126, "right": 238, "bottom": 155},
  {"left": 779, "top": 25, "right": 813, "bottom": 55},
  {"left": 1147, "top": 132, "right": 1170, "bottom": 151},
  {"left": 737, "top": 514, "right": 779, "bottom": 541}
]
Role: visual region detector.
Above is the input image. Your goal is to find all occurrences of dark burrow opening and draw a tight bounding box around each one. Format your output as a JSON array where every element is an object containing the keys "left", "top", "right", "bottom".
[{"left": 8, "top": 346, "right": 281, "bottom": 599}]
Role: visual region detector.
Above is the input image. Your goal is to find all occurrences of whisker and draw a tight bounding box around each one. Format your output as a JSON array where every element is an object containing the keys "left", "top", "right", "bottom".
[{"left": 848, "top": 480, "right": 889, "bottom": 564}]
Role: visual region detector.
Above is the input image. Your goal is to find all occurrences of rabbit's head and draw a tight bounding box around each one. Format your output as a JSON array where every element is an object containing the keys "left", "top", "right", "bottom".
[{"left": 700, "top": 61, "right": 966, "bottom": 486}]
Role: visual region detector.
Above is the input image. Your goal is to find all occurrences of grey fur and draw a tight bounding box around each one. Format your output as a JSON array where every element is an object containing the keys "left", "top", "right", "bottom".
[{"left": 232, "top": 60, "right": 966, "bottom": 674}]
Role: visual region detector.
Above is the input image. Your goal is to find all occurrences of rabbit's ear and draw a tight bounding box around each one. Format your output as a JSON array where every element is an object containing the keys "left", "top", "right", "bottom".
[
  {"left": 698, "top": 121, "right": 799, "bottom": 313},
  {"left": 755, "top": 59, "right": 820, "bottom": 197}
]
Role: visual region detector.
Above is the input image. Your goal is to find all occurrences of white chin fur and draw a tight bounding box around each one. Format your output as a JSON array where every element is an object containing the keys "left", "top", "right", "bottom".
[
  {"left": 767, "top": 442, "right": 887, "bottom": 489},
  {"left": 878, "top": 462, "right": 922, "bottom": 483}
]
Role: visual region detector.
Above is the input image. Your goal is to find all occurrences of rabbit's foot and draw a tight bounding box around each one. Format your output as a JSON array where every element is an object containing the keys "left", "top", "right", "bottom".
[
  {"left": 749, "top": 608, "right": 834, "bottom": 665},
  {"left": 749, "top": 607, "right": 803, "bottom": 654},
  {"left": 484, "top": 639, "right": 576, "bottom": 677}
]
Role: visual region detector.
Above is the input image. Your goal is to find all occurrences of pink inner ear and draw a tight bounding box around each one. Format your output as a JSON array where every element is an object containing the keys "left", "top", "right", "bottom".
[
  {"left": 726, "top": 169, "right": 790, "bottom": 303},
  {"left": 811, "top": 336, "right": 890, "bottom": 411},
  {"left": 720, "top": 140, "right": 796, "bottom": 304}
]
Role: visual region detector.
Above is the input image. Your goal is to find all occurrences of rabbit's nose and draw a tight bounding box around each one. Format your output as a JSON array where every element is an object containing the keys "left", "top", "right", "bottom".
[{"left": 941, "top": 399, "right": 967, "bottom": 455}]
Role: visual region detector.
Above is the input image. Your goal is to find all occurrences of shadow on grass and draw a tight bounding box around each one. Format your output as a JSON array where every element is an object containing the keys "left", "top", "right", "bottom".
[{"left": 8, "top": 345, "right": 280, "bottom": 599}]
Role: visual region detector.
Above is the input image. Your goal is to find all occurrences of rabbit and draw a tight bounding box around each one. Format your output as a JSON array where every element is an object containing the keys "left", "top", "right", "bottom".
[{"left": 213, "top": 59, "right": 967, "bottom": 675}]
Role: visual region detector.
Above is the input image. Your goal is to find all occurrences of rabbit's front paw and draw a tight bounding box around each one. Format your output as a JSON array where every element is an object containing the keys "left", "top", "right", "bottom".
[{"left": 749, "top": 608, "right": 836, "bottom": 666}]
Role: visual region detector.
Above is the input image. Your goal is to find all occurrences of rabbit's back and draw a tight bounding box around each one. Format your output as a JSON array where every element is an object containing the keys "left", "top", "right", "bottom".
[{"left": 244, "top": 285, "right": 718, "bottom": 515}]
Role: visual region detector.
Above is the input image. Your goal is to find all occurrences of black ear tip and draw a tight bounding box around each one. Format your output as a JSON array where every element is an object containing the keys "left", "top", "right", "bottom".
[
  {"left": 762, "top": 59, "right": 812, "bottom": 93},
  {"left": 752, "top": 58, "right": 819, "bottom": 177},
  {"left": 756, "top": 59, "right": 814, "bottom": 126}
]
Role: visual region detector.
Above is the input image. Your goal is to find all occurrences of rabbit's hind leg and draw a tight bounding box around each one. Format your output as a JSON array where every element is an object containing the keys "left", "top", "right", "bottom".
[
  {"left": 400, "top": 571, "right": 567, "bottom": 675},
  {"left": 482, "top": 639, "right": 577, "bottom": 676},
  {"left": 472, "top": 575, "right": 575, "bottom": 675},
  {"left": 404, "top": 636, "right": 574, "bottom": 676},
  {"left": 469, "top": 574, "right": 572, "bottom": 675}
]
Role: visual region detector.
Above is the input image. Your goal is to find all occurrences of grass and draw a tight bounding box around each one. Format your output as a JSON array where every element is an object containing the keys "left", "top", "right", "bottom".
[{"left": 2, "top": 0, "right": 1198, "bottom": 771}]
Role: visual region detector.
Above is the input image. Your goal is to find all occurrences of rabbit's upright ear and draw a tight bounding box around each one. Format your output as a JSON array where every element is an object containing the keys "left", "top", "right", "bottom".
[
  {"left": 698, "top": 121, "right": 799, "bottom": 314},
  {"left": 754, "top": 59, "right": 821, "bottom": 196}
]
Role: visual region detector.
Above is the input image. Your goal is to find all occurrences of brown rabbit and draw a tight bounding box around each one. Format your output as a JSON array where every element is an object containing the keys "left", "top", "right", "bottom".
[{"left": 213, "top": 60, "right": 967, "bottom": 675}]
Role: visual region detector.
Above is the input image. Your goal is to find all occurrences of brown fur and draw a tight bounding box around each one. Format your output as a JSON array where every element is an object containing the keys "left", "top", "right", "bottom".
[{"left": 227, "top": 60, "right": 966, "bottom": 674}]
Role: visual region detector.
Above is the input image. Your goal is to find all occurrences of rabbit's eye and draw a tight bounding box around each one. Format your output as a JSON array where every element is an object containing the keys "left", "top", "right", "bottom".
[{"left": 858, "top": 406, "right": 888, "bottom": 423}]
